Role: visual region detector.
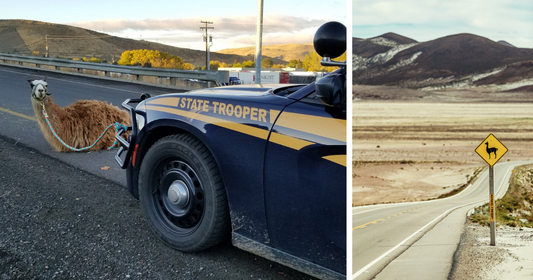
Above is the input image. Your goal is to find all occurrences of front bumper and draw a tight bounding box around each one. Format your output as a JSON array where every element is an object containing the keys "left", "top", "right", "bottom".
[{"left": 115, "top": 94, "right": 150, "bottom": 169}]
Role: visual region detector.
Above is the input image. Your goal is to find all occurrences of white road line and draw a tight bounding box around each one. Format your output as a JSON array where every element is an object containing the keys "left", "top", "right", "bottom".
[{"left": 352, "top": 201, "right": 476, "bottom": 279}]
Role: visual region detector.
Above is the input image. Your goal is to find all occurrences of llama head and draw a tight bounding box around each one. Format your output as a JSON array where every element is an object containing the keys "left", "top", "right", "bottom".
[{"left": 28, "top": 79, "right": 51, "bottom": 101}]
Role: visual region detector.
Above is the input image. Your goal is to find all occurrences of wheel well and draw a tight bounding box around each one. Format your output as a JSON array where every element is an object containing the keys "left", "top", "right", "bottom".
[{"left": 137, "top": 126, "right": 186, "bottom": 169}]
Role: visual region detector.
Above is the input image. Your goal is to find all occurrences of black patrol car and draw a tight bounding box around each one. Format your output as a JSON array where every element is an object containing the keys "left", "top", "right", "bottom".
[{"left": 115, "top": 21, "right": 347, "bottom": 280}]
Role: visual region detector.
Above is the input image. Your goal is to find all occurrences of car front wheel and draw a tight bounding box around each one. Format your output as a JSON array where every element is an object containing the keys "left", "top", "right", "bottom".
[{"left": 138, "top": 134, "right": 230, "bottom": 252}]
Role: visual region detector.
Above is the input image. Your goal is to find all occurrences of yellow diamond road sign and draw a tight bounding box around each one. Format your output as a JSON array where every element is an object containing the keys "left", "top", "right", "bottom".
[{"left": 475, "top": 133, "right": 508, "bottom": 167}]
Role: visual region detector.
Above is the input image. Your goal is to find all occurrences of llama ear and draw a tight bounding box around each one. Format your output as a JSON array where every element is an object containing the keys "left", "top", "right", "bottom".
[{"left": 28, "top": 79, "right": 35, "bottom": 86}]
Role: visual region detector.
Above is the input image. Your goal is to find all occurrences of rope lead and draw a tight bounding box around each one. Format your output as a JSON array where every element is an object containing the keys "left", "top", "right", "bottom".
[{"left": 41, "top": 104, "right": 128, "bottom": 152}]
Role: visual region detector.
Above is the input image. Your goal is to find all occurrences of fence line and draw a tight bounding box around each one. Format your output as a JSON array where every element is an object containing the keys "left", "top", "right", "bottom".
[{"left": 0, "top": 53, "right": 229, "bottom": 90}]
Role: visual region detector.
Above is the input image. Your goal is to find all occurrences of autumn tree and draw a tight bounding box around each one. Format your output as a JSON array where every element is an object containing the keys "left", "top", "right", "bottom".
[
  {"left": 242, "top": 60, "right": 255, "bottom": 68},
  {"left": 118, "top": 49, "right": 186, "bottom": 70},
  {"left": 302, "top": 51, "right": 346, "bottom": 72},
  {"left": 287, "top": 59, "right": 303, "bottom": 68},
  {"left": 182, "top": 63, "right": 195, "bottom": 70},
  {"left": 261, "top": 57, "right": 273, "bottom": 68},
  {"left": 209, "top": 60, "right": 222, "bottom": 70}
]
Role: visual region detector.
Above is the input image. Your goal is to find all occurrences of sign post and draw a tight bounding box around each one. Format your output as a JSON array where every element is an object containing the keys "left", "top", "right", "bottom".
[{"left": 475, "top": 133, "right": 508, "bottom": 246}]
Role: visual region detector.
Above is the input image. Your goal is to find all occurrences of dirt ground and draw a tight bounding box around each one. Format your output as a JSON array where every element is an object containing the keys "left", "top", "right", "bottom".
[
  {"left": 352, "top": 86, "right": 533, "bottom": 206},
  {"left": 452, "top": 219, "right": 533, "bottom": 280}
]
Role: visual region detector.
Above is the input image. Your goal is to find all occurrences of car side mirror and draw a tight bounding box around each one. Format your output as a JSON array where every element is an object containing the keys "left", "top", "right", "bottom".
[{"left": 316, "top": 69, "right": 346, "bottom": 107}]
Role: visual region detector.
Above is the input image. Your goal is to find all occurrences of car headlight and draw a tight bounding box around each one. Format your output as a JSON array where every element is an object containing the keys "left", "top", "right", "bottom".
[{"left": 135, "top": 102, "right": 146, "bottom": 131}]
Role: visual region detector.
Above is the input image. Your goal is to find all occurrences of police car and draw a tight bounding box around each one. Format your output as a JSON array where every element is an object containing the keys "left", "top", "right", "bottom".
[{"left": 115, "top": 22, "right": 346, "bottom": 280}]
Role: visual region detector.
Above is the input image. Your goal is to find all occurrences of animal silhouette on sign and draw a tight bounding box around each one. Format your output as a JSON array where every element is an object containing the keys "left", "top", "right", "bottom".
[{"left": 485, "top": 142, "right": 498, "bottom": 159}]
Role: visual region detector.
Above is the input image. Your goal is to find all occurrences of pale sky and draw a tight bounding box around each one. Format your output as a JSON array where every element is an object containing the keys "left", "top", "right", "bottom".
[
  {"left": 1, "top": 0, "right": 347, "bottom": 51},
  {"left": 352, "top": 0, "right": 533, "bottom": 48}
]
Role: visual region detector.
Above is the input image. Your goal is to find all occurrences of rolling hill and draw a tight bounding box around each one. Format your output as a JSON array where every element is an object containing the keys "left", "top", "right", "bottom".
[
  {"left": 353, "top": 32, "right": 533, "bottom": 92},
  {"left": 217, "top": 43, "right": 314, "bottom": 63},
  {"left": 0, "top": 19, "right": 298, "bottom": 67}
]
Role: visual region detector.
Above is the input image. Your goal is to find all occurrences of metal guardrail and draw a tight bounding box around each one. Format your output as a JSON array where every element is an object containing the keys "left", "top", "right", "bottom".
[{"left": 0, "top": 53, "right": 229, "bottom": 87}]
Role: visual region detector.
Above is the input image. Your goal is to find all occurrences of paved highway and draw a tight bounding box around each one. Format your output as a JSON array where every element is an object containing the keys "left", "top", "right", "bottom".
[{"left": 352, "top": 160, "right": 532, "bottom": 279}]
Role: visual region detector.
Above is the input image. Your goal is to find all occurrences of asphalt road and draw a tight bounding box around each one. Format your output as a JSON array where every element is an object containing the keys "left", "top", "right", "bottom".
[
  {"left": 0, "top": 65, "right": 316, "bottom": 279},
  {"left": 351, "top": 160, "right": 532, "bottom": 280}
]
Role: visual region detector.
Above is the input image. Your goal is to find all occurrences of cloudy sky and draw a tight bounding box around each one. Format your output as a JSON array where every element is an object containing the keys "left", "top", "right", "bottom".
[
  {"left": 352, "top": 0, "right": 533, "bottom": 48},
  {"left": 2, "top": 0, "right": 346, "bottom": 51}
]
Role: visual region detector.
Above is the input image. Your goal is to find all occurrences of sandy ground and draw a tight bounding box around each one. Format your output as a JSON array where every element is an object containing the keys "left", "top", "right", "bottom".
[
  {"left": 352, "top": 99, "right": 533, "bottom": 206},
  {"left": 353, "top": 162, "right": 481, "bottom": 205},
  {"left": 452, "top": 219, "right": 533, "bottom": 280}
]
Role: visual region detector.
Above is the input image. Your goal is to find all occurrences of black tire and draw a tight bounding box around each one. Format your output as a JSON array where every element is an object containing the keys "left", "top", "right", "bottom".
[{"left": 138, "top": 134, "right": 230, "bottom": 252}]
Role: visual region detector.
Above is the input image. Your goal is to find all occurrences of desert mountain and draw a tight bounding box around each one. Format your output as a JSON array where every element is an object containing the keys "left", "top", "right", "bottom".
[
  {"left": 0, "top": 19, "right": 292, "bottom": 66},
  {"left": 353, "top": 32, "right": 533, "bottom": 92},
  {"left": 498, "top": 40, "right": 516, "bottom": 48}
]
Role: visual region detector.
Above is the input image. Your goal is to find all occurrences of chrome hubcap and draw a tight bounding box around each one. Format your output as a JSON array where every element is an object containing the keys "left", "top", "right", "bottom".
[{"left": 168, "top": 180, "right": 189, "bottom": 208}]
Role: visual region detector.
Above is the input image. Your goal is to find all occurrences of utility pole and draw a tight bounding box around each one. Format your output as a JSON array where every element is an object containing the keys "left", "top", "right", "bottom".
[
  {"left": 45, "top": 35, "right": 49, "bottom": 57},
  {"left": 200, "top": 21, "right": 214, "bottom": 70},
  {"left": 254, "top": 0, "right": 264, "bottom": 84}
]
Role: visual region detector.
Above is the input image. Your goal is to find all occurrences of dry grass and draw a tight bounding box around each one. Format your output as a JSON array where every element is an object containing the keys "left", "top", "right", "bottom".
[{"left": 217, "top": 43, "right": 314, "bottom": 63}]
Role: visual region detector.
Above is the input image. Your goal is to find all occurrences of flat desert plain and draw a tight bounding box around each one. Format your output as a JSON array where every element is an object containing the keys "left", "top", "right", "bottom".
[{"left": 352, "top": 87, "right": 533, "bottom": 206}]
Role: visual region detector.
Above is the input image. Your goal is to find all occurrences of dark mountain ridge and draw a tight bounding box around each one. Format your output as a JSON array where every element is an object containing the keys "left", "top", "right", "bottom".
[
  {"left": 352, "top": 32, "right": 417, "bottom": 58},
  {"left": 353, "top": 32, "right": 533, "bottom": 91}
]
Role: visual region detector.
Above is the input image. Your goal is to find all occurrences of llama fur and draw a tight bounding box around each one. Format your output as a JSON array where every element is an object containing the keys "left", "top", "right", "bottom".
[{"left": 29, "top": 79, "right": 131, "bottom": 152}]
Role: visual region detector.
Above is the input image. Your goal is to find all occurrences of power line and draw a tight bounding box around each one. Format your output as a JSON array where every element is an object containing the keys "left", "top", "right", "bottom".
[{"left": 200, "top": 21, "right": 214, "bottom": 70}]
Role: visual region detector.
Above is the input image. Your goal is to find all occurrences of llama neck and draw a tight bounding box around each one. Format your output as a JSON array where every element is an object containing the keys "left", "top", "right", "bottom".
[{"left": 32, "top": 96, "right": 66, "bottom": 132}]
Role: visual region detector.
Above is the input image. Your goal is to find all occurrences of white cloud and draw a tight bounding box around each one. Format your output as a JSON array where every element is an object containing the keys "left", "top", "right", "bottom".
[
  {"left": 352, "top": 0, "right": 533, "bottom": 48},
  {"left": 70, "top": 15, "right": 328, "bottom": 51}
]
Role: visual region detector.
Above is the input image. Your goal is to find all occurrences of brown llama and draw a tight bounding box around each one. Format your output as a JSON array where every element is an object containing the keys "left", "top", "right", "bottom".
[{"left": 29, "top": 79, "right": 131, "bottom": 152}]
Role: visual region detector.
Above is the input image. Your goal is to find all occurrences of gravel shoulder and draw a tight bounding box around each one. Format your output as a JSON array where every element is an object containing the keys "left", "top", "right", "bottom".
[
  {"left": 452, "top": 219, "right": 533, "bottom": 280},
  {"left": 0, "top": 136, "right": 315, "bottom": 280}
]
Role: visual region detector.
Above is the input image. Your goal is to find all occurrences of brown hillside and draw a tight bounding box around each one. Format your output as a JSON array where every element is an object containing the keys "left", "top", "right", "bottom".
[
  {"left": 0, "top": 19, "right": 287, "bottom": 66},
  {"left": 217, "top": 43, "right": 314, "bottom": 62},
  {"left": 353, "top": 33, "right": 533, "bottom": 87}
]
